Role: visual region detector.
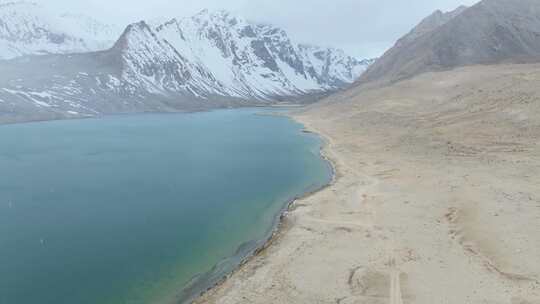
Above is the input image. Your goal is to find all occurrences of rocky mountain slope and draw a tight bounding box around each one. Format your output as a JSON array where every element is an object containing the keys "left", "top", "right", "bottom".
[
  {"left": 0, "top": 1, "right": 121, "bottom": 59},
  {"left": 358, "top": 0, "right": 540, "bottom": 85},
  {"left": 395, "top": 5, "right": 468, "bottom": 46},
  {"left": 155, "top": 10, "right": 372, "bottom": 99},
  {"left": 0, "top": 9, "right": 373, "bottom": 123}
]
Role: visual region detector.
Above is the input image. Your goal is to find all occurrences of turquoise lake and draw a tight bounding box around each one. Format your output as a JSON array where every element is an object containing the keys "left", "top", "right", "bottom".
[{"left": 0, "top": 109, "right": 331, "bottom": 304}]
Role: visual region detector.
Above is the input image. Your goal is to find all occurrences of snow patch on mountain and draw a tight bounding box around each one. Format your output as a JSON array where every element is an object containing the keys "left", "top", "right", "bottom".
[
  {"left": 153, "top": 10, "right": 372, "bottom": 99},
  {"left": 0, "top": 1, "right": 121, "bottom": 59},
  {"left": 0, "top": 8, "right": 375, "bottom": 123}
]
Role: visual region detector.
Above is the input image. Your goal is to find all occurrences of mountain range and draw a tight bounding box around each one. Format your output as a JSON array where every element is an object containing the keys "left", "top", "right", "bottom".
[
  {"left": 358, "top": 0, "right": 540, "bottom": 85},
  {"left": 0, "top": 1, "right": 121, "bottom": 59},
  {"left": 0, "top": 2, "right": 374, "bottom": 123}
]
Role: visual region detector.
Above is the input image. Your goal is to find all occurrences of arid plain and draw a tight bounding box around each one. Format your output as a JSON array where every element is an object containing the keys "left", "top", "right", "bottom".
[{"left": 196, "top": 63, "right": 540, "bottom": 304}]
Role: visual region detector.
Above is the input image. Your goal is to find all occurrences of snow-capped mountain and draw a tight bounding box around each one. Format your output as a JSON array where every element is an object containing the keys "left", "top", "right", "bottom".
[
  {"left": 153, "top": 10, "right": 370, "bottom": 99},
  {"left": 0, "top": 8, "right": 374, "bottom": 123},
  {"left": 298, "top": 44, "right": 375, "bottom": 87},
  {"left": 112, "top": 21, "right": 230, "bottom": 98},
  {"left": 57, "top": 13, "right": 122, "bottom": 50},
  {"left": 0, "top": 1, "right": 121, "bottom": 59}
]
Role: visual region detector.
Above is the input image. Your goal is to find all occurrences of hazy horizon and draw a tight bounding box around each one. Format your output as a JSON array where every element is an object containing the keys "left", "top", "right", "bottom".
[{"left": 11, "top": 0, "right": 480, "bottom": 58}]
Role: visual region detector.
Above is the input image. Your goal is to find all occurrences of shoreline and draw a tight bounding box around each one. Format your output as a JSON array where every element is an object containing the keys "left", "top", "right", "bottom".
[
  {"left": 0, "top": 104, "right": 305, "bottom": 127},
  {"left": 181, "top": 114, "right": 338, "bottom": 304},
  {"left": 0, "top": 107, "right": 336, "bottom": 304},
  {"left": 189, "top": 113, "right": 341, "bottom": 304},
  {"left": 191, "top": 64, "right": 540, "bottom": 304}
]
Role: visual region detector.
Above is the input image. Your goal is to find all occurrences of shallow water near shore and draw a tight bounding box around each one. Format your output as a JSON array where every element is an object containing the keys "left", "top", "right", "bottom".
[{"left": 0, "top": 108, "right": 331, "bottom": 304}]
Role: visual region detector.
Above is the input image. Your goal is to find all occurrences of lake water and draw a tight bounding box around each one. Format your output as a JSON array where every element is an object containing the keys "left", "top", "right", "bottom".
[{"left": 0, "top": 109, "right": 331, "bottom": 304}]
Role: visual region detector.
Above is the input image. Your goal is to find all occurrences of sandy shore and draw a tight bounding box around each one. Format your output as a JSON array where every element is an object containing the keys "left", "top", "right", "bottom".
[{"left": 195, "top": 63, "right": 540, "bottom": 304}]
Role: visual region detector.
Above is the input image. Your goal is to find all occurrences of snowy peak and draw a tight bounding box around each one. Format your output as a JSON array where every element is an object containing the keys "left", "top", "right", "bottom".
[
  {"left": 0, "top": 1, "right": 120, "bottom": 59},
  {"left": 114, "top": 21, "right": 166, "bottom": 54},
  {"left": 112, "top": 21, "right": 187, "bottom": 92},
  {"left": 192, "top": 9, "right": 241, "bottom": 24},
  {"left": 299, "top": 44, "right": 374, "bottom": 86},
  {"left": 151, "top": 9, "right": 371, "bottom": 99},
  {"left": 0, "top": 3, "right": 370, "bottom": 99},
  {"left": 0, "top": 1, "right": 78, "bottom": 51},
  {"left": 112, "top": 21, "right": 228, "bottom": 98},
  {"left": 58, "top": 13, "right": 121, "bottom": 48},
  {"left": 0, "top": 7, "right": 375, "bottom": 122}
]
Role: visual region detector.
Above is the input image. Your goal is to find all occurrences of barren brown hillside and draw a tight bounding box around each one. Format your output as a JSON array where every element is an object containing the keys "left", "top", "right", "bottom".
[{"left": 197, "top": 63, "right": 540, "bottom": 304}]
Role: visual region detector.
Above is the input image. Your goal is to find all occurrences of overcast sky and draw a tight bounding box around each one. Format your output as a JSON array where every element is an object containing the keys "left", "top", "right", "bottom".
[{"left": 32, "top": 0, "right": 479, "bottom": 58}]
